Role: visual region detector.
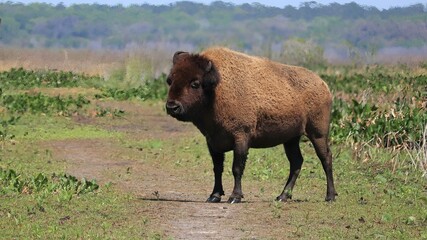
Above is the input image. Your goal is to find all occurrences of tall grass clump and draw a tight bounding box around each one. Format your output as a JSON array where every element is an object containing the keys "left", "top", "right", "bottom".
[
  {"left": 422, "top": 126, "right": 427, "bottom": 176},
  {"left": 407, "top": 125, "right": 427, "bottom": 177},
  {"left": 107, "top": 54, "right": 156, "bottom": 88},
  {"left": 98, "top": 54, "right": 168, "bottom": 101},
  {"left": 95, "top": 74, "right": 167, "bottom": 101},
  {"left": 280, "top": 37, "right": 327, "bottom": 70}
]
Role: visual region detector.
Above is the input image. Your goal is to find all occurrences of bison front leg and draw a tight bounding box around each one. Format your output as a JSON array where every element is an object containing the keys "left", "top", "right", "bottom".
[
  {"left": 206, "top": 145, "right": 225, "bottom": 203},
  {"left": 228, "top": 139, "right": 249, "bottom": 204}
]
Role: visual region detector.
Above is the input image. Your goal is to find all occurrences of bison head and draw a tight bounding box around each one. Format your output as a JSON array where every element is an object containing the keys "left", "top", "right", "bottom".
[{"left": 166, "top": 51, "right": 219, "bottom": 122}]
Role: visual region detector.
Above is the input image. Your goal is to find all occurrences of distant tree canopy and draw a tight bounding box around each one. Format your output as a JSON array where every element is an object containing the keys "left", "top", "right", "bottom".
[{"left": 0, "top": 1, "right": 426, "bottom": 51}]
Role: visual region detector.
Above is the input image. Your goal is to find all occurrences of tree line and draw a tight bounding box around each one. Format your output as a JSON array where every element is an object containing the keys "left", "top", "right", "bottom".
[{"left": 0, "top": 1, "right": 426, "bottom": 53}]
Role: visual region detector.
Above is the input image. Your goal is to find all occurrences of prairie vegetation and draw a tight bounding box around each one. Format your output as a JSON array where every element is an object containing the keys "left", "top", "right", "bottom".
[{"left": 0, "top": 48, "right": 426, "bottom": 238}]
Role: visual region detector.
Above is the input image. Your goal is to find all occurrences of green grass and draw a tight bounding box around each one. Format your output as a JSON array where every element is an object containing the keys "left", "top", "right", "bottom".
[
  {"left": 121, "top": 133, "right": 427, "bottom": 239},
  {"left": 155, "top": 135, "right": 427, "bottom": 239},
  {"left": 0, "top": 68, "right": 165, "bottom": 239},
  {"left": 0, "top": 117, "right": 161, "bottom": 239},
  {"left": 0, "top": 182, "right": 157, "bottom": 239},
  {"left": 12, "top": 115, "right": 120, "bottom": 141}
]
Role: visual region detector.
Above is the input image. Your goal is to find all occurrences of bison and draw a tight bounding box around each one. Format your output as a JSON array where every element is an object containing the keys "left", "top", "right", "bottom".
[{"left": 165, "top": 47, "right": 337, "bottom": 203}]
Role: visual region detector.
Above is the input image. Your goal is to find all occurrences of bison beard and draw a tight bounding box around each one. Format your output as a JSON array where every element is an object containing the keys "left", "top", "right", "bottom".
[{"left": 166, "top": 47, "right": 337, "bottom": 204}]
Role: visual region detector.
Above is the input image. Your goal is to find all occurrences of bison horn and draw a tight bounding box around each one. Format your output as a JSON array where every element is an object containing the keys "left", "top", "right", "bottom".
[{"left": 173, "top": 51, "right": 189, "bottom": 64}]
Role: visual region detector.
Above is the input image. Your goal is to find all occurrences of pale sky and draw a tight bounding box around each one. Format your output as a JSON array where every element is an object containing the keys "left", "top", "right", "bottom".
[{"left": 2, "top": 0, "right": 426, "bottom": 10}]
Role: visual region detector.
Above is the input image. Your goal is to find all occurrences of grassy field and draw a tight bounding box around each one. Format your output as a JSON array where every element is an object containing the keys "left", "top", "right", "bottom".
[{"left": 0, "top": 56, "right": 426, "bottom": 239}]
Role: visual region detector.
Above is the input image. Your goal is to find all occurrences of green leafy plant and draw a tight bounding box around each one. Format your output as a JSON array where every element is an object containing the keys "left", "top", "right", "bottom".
[
  {"left": 0, "top": 168, "right": 99, "bottom": 200},
  {"left": 0, "top": 116, "right": 20, "bottom": 145},
  {"left": 327, "top": 67, "right": 426, "bottom": 149},
  {"left": 321, "top": 67, "right": 426, "bottom": 94},
  {"left": 331, "top": 98, "right": 425, "bottom": 148},
  {"left": 0, "top": 68, "right": 103, "bottom": 89},
  {"left": 2, "top": 93, "right": 90, "bottom": 115}
]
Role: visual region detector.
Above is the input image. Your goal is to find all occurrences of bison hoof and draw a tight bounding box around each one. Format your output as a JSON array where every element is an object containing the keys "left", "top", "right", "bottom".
[
  {"left": 227, "top": 197, "right": 242, "bottom": 204},
  {"left": 325, "top": 195, "right": 336, "bottom": 202},
  {"left": 325, "top": 191, "right": 338, "bottom": 202},
  {"left": 275, "top": 196, "right": 288, "bottom": 202},
  {"left": 276, "top": 194, "right": 291, "bottom": 202},
  {"left": 206, "top": 195, "right": 221, "bottom": 203}
]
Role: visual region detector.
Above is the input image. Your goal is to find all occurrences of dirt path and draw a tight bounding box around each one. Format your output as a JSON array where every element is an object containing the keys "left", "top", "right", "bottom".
[{"left": 46, "top": 102, "right": 294, "bottom": 239}]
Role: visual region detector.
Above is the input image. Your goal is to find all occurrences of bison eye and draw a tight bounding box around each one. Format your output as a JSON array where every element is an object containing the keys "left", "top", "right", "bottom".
[
  {"left": 190, "top": 80, "right": 201, "bottom": 89},
  {"left": 166, "top": 77, "right": 172, "bottom": 86}
]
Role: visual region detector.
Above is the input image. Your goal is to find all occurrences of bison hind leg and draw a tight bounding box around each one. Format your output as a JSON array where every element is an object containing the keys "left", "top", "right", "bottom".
[
  {"left": 308, "top": 135, "right": 337, "bottom": 201},
  {"left": 277, "top": 137, "right": 304, "bottom": 202}
]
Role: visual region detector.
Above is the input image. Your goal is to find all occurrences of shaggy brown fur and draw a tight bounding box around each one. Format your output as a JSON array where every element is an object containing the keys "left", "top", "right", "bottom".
[{"left": 166, "top": 47, "right": 337, "bottom": 203}]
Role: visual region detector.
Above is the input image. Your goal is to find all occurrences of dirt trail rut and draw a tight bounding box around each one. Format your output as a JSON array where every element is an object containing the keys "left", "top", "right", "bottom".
[{"left": 47, "top": 102, "right": 291, "bottom": 239}]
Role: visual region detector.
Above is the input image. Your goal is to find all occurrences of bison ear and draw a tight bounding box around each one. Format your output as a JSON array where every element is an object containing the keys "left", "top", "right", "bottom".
[
  {"left": 173, "top": 51, "right": 189, "bottom": 65},
  {"left": 205, "top": 60, "right": 212, "bottom": 72},
  {"left": 202, "top": 60, "right": 219, "bottom": 91}
]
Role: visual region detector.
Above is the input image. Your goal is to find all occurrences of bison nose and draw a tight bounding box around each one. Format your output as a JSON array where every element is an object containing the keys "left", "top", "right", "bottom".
[{"left": 166, "top": 100, "right": 183, "bottom": 115}]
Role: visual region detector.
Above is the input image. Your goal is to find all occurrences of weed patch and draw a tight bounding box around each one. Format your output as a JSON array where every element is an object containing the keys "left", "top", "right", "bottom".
[
  {"left": 331, "top": 98, "right": 425, "bottom": 147},
  {"left": 0, "top": 168, "right": 98, "bottom": 198},
  {"left": 2, "top": 93, "right": 90, "bottom": 115},
  {"left": 0, "top": 116, "right": 20, "bottom": 145},
  {"left": 0, "top": 67, "right": 103, "bottom": 89},
  {"left": 95, "top": 106, "right": 125, "bottom": 118}
]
